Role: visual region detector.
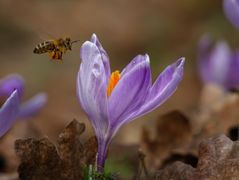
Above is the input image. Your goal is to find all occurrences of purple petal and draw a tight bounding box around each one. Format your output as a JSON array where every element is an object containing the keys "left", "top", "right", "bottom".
[
  {"left": 223, "top": 0, "right": 239, "bottom": 29},
  {"left": 77, "top": 40, "right": 109, "bottom": 139},
  {"left": 0, "top": 74, "right": 24, "bottom": 98},
  {"left": 197, "top": 35, "right": 215, "bottom": 83},
  {"left": 128, "top": 58, "right": 185, "bottom": 121},
  {"left": 198, "top": 34, "right": 213, "bottom": 58},
  {"left": 197, "top": 36, "right": 237, "bottom": 89},
  {"left": 91, "top": 34, "right": 111, "bottom": 80},
  {"left": 108, "top": 54, "right": 151, "bottom": 128},
  {"left": 121, "top": 54, "right": 151, "bottom": 78},
  {"left": 225, "top": 51, "right": 239, "bottom": 88},
  {"left": 207, "top": 42, "right": 232, "bottom": 87},
  {"left": 18, "top": 93, "right": 47, "bottom": 119},
  {"left": 0, "top": 90, "right": 20, "bottom": 137}
]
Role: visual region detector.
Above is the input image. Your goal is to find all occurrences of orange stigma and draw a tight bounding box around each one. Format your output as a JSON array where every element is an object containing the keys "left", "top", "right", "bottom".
[{"left": 107, "top": 70, "right": 121, "bottom": 97}]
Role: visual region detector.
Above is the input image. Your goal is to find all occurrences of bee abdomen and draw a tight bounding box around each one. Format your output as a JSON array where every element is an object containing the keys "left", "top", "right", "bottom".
[
  {"left": 33, "top": 41, "right": 55, "bottom": 54},
  {"left": 33, "top": 47, "right": 47, "bottom": 54}
]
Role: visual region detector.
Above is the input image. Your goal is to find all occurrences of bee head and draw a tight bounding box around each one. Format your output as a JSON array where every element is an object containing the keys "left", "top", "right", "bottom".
[{"left": 65, "top": 37, "right": 72, "bottom": 50}]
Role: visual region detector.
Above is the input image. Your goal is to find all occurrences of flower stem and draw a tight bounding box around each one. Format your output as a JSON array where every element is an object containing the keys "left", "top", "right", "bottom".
[{"left": 96, "top": 141, "right": 108, "bottom": 173}]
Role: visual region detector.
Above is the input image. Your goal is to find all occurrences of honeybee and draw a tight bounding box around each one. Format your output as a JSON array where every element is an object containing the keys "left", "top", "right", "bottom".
[{"left": 33, "top": 37, "right": 80, "bottom": 60}]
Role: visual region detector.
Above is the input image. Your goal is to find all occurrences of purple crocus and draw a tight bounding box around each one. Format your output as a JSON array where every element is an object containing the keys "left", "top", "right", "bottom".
[
  {"left": 198, "top": 35, "right": 239, "bottom": 89},
  {"left": 223, "top": 0, "right": 239, "bottom": 29},
  {"left": 77, "top": 34, "right": 185, "bottom": 171},
  {"left": 0, "top": 74, "right": 47, "bottom": 137}
]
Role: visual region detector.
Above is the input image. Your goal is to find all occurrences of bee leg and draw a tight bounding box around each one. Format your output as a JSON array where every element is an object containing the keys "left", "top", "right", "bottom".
[
  {"left": 56, "top": 51, "right": 63, "bottom": 61},
  {"left": 48, "top": 51, "right": 56, "bottom": 59}
]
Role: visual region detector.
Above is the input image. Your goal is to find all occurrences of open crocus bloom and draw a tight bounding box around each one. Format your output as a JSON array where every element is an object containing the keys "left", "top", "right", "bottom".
[
  {"left": 77, "top": 34, "right": 185, "bottom": 170},
  {"left": 198, "top": 35, "right": 239, "bottom": 89},
  {"left": 223, "top": 0, "right": 239, "bottom": 29},
  {"left": 0, "top": 74, "right": 47, "bottom": 137}
]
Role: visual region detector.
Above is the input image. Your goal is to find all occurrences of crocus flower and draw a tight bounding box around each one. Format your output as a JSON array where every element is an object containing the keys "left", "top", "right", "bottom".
[
  {"left": 223, "top": 0, "right": 239, "bottom": 29},
  {"left": 198, "top": 35, "right": 239, "bottom": 89},
  {"left": 77, "top": 34, "right": 185, "bottom": 171},
  {"left": 0, "top": 74, "right": 47, "bottom": 137}
]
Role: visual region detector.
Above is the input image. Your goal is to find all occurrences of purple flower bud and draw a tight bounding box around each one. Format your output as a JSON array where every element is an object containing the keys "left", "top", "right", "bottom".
[
  {"left": 198, "top": 35, "right": 239, "bottom": 89},
  {"left": 223, "top": 0, "right": 239, "bottom": 29}
]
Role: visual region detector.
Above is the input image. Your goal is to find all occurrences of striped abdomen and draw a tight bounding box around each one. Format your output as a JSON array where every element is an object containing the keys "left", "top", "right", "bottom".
[{"left": 33, "top": 41, "right": 55, "bottom": 54}]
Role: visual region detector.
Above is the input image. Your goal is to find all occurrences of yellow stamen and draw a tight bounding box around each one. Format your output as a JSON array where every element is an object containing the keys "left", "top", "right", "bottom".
[{"left": 107, "top": 70, "right": 121, "bottom": 97}]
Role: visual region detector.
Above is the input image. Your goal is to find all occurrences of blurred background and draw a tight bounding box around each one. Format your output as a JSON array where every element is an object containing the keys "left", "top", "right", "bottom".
[{"left": 0, "top": 0, "right": 239, "bottom": 176}]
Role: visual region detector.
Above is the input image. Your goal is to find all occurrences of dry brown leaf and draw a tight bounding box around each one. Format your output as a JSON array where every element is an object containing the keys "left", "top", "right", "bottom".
[
  {"left": 141, "top": 110, "right": 193, "bottom": 170},
  {"left": 193, "top": 84, "right": 239, "bottom": 136},
  {"left": 15, "top": 119, "right": 97, "bottom": 180},
  {"left": 141, "top": 85, "right": 239, "bottom": 171},
  {"left": 156, "top": 134, "right": 239, "bottom": 180},
  {"left": 0, "top": 121, "right": 42, "bottom": 173},
  {"left": 0, "top": 172, "right": 18, "bottom": 180}
]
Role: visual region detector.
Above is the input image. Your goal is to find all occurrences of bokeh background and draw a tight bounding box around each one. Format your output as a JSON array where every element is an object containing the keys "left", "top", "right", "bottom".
[{"left": 0, "top": 0, "right": 239, "bottom": 176}]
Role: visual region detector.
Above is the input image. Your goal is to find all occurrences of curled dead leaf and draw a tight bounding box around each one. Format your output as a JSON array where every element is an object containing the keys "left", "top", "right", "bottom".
[
  {"left": 15, "top": 119, "right": 97, "bottom": 180},
  {"left": 156, "top": 134, "right": 239, "bottom": 180},
  {"left": 141, "top": 110, "right": 193, "bottom": 170}
]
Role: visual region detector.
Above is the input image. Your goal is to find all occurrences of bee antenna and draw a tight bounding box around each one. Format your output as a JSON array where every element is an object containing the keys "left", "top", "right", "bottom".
[{"left": 71, "top": 40, "right": 81, "bottom": 44}]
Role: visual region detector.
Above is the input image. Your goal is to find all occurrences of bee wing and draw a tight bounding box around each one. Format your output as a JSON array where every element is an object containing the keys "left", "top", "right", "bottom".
[{"left": 33, "top": 28, "right": 59, "bottom": 41}]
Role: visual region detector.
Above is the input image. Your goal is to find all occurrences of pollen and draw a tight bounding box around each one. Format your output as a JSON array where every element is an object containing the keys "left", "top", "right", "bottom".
[
  {"left": 107, "top": 70, "right": 121, "bottom": 97},
  {"left": 48, "top": 51, "right": 62, "bottom": 60}
]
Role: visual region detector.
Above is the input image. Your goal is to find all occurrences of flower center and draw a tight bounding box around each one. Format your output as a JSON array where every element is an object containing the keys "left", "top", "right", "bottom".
[{"left": 107, "top": 70, "right": 121, "bottom": 97}]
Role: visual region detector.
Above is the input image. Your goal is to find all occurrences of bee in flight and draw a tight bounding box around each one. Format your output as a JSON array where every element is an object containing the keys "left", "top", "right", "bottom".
[{"left": 33, "top": 37, "right": 80, "bottom": 61}]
